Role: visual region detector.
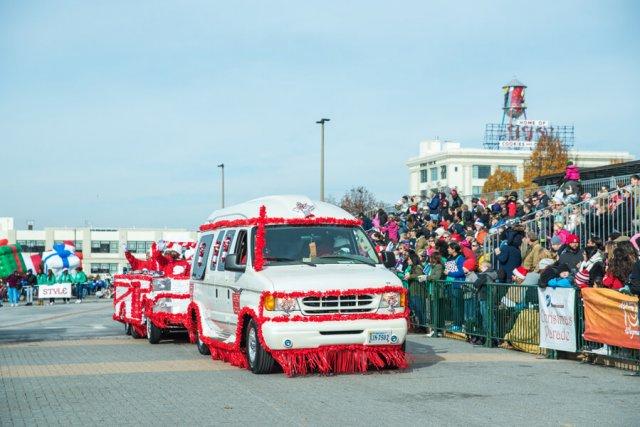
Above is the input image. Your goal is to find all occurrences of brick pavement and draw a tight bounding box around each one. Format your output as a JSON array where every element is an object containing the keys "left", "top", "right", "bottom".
[{"left": 2, "top": 304, "right": 640, "bottom": 426}]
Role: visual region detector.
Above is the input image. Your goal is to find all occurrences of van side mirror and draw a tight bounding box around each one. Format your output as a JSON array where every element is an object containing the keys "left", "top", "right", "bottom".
[
  {"left": 381, "top": 251, "right": 396, "bottom": 269},
  {"left": 224, "top": 254, "right": 246, "bottom": 273}
]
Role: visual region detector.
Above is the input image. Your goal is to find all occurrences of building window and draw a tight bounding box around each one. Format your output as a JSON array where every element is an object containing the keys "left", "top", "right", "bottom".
[
  {"left": 454, "top": 166, "right": 458, "bottom": 172},
  {"left": 440, "top": 165, "right": 447, "bottom": 179},
  {"left": 430, "top": 167, "right": 437, "bottom": 181},
  {"left": 472, "top": 186, "right": 484, "bottom": 196},
  {"left": 91, "top": 241, "right": 118, "bottom": 254},
  {"left": 91, "top": 263, "right": 118, "bottom": 275},
  {"left": 54, "top": 240, "right": 83, "bottom": 251},
  {"left": 498, "top": 165, "right": 517, "bottom": 176},
  {"left": 126, "top": 241, "right": 153, "bottom": 254},
  {"left": 473, "top": 165, "right": 492, "bottom": 179},
  {"left": 420, "top": 190, "right": 428, "bottom": 198},
  {"left": 16, "top": 240, "right": 45, "bottom": 253},
  {"left": 420, "top": 169, "right": 428, "bottom": 183}
]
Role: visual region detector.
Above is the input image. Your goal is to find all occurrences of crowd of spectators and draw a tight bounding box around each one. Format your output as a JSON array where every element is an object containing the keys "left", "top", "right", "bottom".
[
  {"left": 359, "top": 172, "right": 640, "bottom": 346},
  {"left": 0, "top": 269, "right": 112, "bottom": 307}
]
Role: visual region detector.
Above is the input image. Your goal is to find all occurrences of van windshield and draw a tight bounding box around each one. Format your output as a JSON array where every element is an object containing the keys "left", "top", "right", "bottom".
[{"left": 256, "top": 225, "right": 379, "bottom": 266}]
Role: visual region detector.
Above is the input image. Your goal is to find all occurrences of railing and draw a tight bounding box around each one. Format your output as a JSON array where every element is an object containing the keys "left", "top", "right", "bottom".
[
  {"left": 413, "top": 280, "right": 540, "bottom": 351},
  {"left": 370, "top": 172, "right": 638, "bottom": 221},
  {"left": 412, "top": 280, "right": 640, "bottom": 369}
]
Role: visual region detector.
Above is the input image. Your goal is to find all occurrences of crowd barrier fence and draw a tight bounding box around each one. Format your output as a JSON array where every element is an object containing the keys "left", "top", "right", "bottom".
[{"left": 412, "top": 280, "right": 640, "bottom": 370}]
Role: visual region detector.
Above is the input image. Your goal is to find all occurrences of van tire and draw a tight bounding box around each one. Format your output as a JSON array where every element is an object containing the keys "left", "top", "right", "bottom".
[
  {"left": 125, "top": 323, "right": 132, "bottom": 335},
  {"left": 245, "top": 319, "right": 275, "bottom": 374},
  {"left": 195, "top": 327, "right": 210, "bottom": 355},
  {"left": 147, "top": 319, "right": 162, "bottom": 344}
]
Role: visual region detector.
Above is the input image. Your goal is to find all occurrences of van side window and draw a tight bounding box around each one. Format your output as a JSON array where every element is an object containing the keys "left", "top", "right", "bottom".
[
  {"left": 217, "top": 230, "right": 236, "bottom": 271},
  {"left": 192, "top": 234, "right": 214, "bottom": 280},
  {"left": 210, "top": 231, "right": 225, "bottom": 270},
  {"left": 235, "top": 230, "right": 248, "bottom": 266}
]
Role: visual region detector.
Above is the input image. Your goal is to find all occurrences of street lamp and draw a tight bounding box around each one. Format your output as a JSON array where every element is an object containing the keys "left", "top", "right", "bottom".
[
  {"left": 217, "top": 163, "right": 225, "bottom": 208},
  {"left": 316, "top": 118, "right": 330, "bottom": 202}
]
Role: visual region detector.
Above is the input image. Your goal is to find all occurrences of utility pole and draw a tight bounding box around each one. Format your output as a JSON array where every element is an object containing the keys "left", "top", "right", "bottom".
[
  {"left": 316, "top": 118, "right": 330, "bottom": 201},
  {"left": 217, "top": 163, "right": 225, "bottom": 208}
]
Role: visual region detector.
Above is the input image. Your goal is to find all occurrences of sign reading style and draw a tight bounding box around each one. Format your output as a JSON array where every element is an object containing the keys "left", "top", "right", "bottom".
[
  {"left": 38, "top": 283, "right": 72, "bottom": 299},
  {"left": 538, "top": 287, "right": 576, "bottom": 352},
  {"left": 582, "top": 288, "right": 640, "bottom": 349}
]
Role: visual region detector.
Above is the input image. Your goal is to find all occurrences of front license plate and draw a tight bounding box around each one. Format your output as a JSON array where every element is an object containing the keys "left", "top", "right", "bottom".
[{"left": 368, "top": 331, "right": 392, "bottom": 344}]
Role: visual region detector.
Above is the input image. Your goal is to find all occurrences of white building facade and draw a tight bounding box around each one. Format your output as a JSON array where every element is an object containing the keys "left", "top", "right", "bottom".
[
  {"left": 0, "top": 219, "right": 196, "bottom": 277},
  {"left": 407, "top": 140, "right": 634, "bottom": 199}
]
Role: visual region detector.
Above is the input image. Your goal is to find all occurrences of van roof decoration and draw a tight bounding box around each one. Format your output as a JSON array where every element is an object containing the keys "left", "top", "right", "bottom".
[{"left": 293, "top": 201, "right": 315, "bottom": 218}]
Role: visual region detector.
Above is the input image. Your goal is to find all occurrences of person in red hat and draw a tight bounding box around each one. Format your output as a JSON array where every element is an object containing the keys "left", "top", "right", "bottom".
[{"left": 558, "top": 234, "right": 582, "bottom": 272}]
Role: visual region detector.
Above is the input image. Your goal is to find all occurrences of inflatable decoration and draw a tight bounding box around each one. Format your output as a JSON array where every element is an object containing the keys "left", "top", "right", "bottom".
[
  {"left": 42, "top": 242, "right": 81, "bottom": 277},
  {"left": 0, "top": 243, "right": 27, "bottom": 278}
]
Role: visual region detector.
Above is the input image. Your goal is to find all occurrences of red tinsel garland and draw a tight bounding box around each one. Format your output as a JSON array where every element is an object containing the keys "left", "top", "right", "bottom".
[
  {"left": 187, "top": 302, "right": 261, "bottom": 369},
  {"left": 198, "top": 214, "right": 362, "bottom": 232},
  {"left": 254, "top": 205, "right": 267, "bottom": 271},
  {"left": 270, "top": 345, "right": 408, "bottom": 376},
  {"left": 267, "top": 312, "right": 408, "bottom": 323}
]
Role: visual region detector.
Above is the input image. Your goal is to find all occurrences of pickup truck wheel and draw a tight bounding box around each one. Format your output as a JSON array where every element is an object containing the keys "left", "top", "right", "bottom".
[
  {"left": 245, "top": 319, "right": 275, "bottom": 374},
  {"left": 147, "top": 319, "right": 162, "bottom": 344},
  {"left": 125, "top": 323, "right": 132, "bottom": 335},
  {"left": 195, "top": 328, "right": 210, "bottom": 355}
]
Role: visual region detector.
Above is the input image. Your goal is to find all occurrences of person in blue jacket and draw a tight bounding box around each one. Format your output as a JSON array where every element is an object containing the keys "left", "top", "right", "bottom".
[
  {"left": 495, "top": 228, "right": 523, "bottom": 282},
  {"left": 428, "top": 192, "right": 440, "bottom": 221},
  {"left": 547, "top": 263, "right": 575, "bottom": 288},
  {"left": 445, "top": 242, "right": 466, "bottom": 331}
]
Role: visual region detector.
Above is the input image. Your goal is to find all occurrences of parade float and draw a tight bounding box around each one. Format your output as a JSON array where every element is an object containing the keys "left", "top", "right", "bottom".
[
  {"left": 187, "top": 195, "right": 409, "bottom": 376},
  {"left": 113, "top": 241, "right": 196, "bottom": 343}
]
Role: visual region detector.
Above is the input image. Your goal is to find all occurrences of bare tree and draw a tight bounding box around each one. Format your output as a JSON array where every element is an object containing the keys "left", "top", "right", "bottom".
[{"left": 339, "top": 186, "right": 379, "bottom": 216}]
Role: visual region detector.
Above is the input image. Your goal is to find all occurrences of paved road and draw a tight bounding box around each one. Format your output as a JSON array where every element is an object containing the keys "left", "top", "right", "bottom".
[{"left": 1, "top": 303, "right": 639, "bottom": 426}]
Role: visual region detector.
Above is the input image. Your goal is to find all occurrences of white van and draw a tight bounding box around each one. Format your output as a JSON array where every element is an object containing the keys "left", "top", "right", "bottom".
[{"left": 189, "top": 195, "right": 408, "bottom": 376}]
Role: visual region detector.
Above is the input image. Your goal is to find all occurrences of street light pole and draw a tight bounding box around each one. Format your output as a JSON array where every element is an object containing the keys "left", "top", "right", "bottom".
[
  {"left": 217, "top": 163, "right": 225, "bottom": 208},
  {"left": 316, "top": 118, "right": 330, "bottom": 202}
]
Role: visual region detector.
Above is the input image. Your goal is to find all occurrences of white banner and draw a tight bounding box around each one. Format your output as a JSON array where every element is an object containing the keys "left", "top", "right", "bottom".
[
  {"left": 499, "top": 140, "right": 535, "bottom": 149},
  {"left": 38, "top": 283, "right": 72, "bottom": 299},
  {"left": 516, "top": 119, "right": 549, "bottom": 127},
  {"left": 538, "top": 287, "right": 576, "bottom": 352}
]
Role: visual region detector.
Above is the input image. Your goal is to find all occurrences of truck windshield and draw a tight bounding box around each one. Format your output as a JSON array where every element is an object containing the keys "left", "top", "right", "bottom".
[{"left": 255, "top": 225, "right": 379, "bottom": 266}]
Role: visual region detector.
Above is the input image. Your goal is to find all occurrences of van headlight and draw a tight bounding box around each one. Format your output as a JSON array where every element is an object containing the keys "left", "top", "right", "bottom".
[
  {"left": 379, "top": 292, "right": 405, "bottom": 310},
  {"left": 263, "top": 295, "right": 298, "bottom": 314},
  {"left": 152, "top": 278, "right": 171, "bottom": 291}
]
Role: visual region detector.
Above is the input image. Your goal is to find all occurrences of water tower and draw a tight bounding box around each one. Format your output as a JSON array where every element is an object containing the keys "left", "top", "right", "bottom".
[{"left": 501, "top": 78, "right": 527, "bottom": 126}]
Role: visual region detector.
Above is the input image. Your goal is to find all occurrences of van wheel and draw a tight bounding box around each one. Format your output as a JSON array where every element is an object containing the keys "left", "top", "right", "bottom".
[
  {"left": 125, "top": 323, "right": 132, "bottom": 335},
  {"left": 245, "top": 319, "right": 275, "bottom": 374},
  {"left": 147, "top": 319, "right": 162, "bottom": 344},
  {"left": 195, "top": 328, "right": 210, "bottom": 355}
]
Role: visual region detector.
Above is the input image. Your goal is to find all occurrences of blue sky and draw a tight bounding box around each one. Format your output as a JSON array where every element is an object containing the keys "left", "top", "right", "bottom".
[{"left": 1, "top": 0, "right": 639, "bottom": 229}]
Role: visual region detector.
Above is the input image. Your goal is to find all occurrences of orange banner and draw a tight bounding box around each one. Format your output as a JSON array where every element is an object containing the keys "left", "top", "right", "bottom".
[{"left": 582, "top": 288, "right": 640, "bottom": 349}]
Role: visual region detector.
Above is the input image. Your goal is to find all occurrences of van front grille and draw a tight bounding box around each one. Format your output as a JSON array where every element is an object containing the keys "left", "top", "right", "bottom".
[{"left": 300, "top": 294, "right": 375, "bottom": 315}]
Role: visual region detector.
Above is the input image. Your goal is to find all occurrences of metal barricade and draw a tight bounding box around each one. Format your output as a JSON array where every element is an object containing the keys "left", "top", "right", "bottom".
[
  {"left": 415, "top": 280, "right": 541, "bottom": 351},
  {"left": 412, "top": 280, "right": 640, "bottom": 370}
]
